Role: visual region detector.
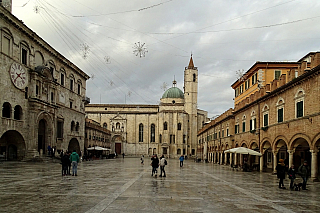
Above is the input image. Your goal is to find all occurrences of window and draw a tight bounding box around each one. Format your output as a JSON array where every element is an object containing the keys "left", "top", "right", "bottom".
[
  {"left": 77, "top": 84, "right": 81, "bottom": 95},
  {"left": 252, "top": 74, "right": 255, "bottom": 85},
  {"left": 226, "top": 129, "right": 229, "bottom": 136},
  {"left": 222, "top": 130, "right": 225, "bottom": 137},
  {"left": 150, "top": 124, "right": 155, "bottom": 142},
  {"left": 183, "top": 134, "right": 186, "bottom": 143},
  {"left": 235, "top": 124, "right": 239, "bottom": 134},
  {"left": 51, "top": 92, "right": 54, "bottom": 102},
  {"left": 240, "top": 84, "right": 243, "bottom": 94},
  {"left": 177, "top": 123, "right": 181, "bottom": 130},
  {"left": 193, "top": 73, "right": 196, "bottom": 82},
  {"left": 71, "top": 121, "right": 75, "bottom": 131},
  {"left": 278, "top": 108, "right": 283, "bottom": 123},
  {"left": 70, "top": 79, "right": 74, "bottom": 91},
  {"left": 103, "top": 123, "right": 107, "bottom": 128},
  {"left": 295, "top": 89, "right": 305, "bottom": 119},
  {"left": 13, "top": 105, "right": 22, "bottom": 120},
  {"left": 159, "top": 134, "right": 162, "bottom": 143},
  {"left": 295, "top": 70, "right": 298, "bottom": 78},
  {"left": 21, "top": 47, "right": 28, "bottom": 65},
  {"left": 250, "top": 118, "right": 256, "bottom": 130},
  {"left": 2, "top": 36, "right": 10, "bottom": 55},
  {"left": 218, "top": 131, "right": 220, "bottom": 138},
  {"left": 36, "top": 85, "right": 39, "bottom": 96},
  {"left": 76, "top": 122, "right": 79, "bottom": 131},
  {"left": 242, "top": 122, "right": 246, "bottom": 132},
  {"left": 139, "top": 123, "right": 143, "bottom": 142},
  {"left": 35, "top": 51, "right": 44, "bottom": 66},
  {"left": 61, "top": 73, "right": 65, "bottom": 86},
  {"left": 275, "top": 70, "right": 281, "bottom": 80},
  {"left": 2, "top": 102, "right": 11, "bottom": 118},
  {"left": 70, "top": 101, "right": 73, "bottom": 109},
  {"left": 296, "top": 101, "right": 303, "bottom": 118},
  {"left": 164, "top": 122, "right": 168, "bottom": 130},
  {"left": 116, "top": 122, "right": 120, "bottom": 129},
  {"left": 263, "top": 114, "right": 268, "bottom": 127},
  {"left": 177, "top": 149, "right": 181, "bottom": 155},
  {"left": 245, "top": 80, "right": 250, "bottom": 90},
  {"left": 57, "top": 120, "right": 63, "bottom": 138}
]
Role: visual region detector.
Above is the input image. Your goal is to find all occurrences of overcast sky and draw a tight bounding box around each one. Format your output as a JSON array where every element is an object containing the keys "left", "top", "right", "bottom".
[{"left": 12, "top": 0, "right": 320, "bottom": 118}]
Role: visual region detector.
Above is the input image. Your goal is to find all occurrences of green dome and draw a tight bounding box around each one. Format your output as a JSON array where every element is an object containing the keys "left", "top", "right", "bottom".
[{"left": 162, "top": 87, "right": 184, "bottom": 99}]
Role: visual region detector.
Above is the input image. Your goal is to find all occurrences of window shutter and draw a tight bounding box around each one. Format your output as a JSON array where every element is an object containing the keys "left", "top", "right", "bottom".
[
  {"left": 278, "top": 108, "right": 283, "bottom": 122},
  {"left": 297, "top": 101, "right": 303, "bottom": 118}
]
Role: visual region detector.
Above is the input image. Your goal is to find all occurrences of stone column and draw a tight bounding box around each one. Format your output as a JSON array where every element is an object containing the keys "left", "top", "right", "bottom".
[
  {"left": 240, "top": 154, "right": 243, "bottom": 166},
  {"left": 224, "top": 152, "right": 227, "bottom": 165},
  {"left": 234, "top": 153, "right": 237, "bottom": 165},
  {"left": 229, "top": 153, "right": 232, "bottom": 165},
  {"left": 310, "top": 150, "right": 318, "bottom": 181},
  {"left": 213, "top": 152, "right": 216, "bottom": 163},
  {"left": 260, "top": 151, "right": 264, "bottom": 172},
  {"left": 220, "top": 152, "right": 223, "bottom": 164},
  {"left": 273, "top": 151, "right": 278, "bottom": 174},
  {"left": 287, "top": 150, "right": 294, "bottom": 168}
]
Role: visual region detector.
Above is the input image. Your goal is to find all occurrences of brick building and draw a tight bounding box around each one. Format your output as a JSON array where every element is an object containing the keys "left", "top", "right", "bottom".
[
  {"left": 85, "top": 118, "right": 111, "bottom": 150},
  {"left": 198, "top": 52, "right": 320, "bottom": 181}
]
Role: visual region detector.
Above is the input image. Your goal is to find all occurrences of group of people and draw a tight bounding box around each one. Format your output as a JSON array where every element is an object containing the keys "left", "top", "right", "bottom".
[
  {"left": 47, "top": 144, "right": 56, "bottom": 157},
  {"left": 150, "top": 154, "right": 167, "bottom": 177},
  {"left": 276, "top": 159, "right": 310, "bottom": 190},
  {"left": 60, "top": 150, "right": 80, "bottom": 176}
]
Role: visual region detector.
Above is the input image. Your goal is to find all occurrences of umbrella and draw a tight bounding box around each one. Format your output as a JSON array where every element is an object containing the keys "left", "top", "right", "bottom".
[
  {"left": 224, "top": 147, "right": 262, "bottom": 156},
  {"left": 87, "top": 146, "right": 111, "bottom": 151}
]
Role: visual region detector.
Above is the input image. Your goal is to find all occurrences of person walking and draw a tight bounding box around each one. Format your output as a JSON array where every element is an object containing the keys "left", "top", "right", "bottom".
[
  {"left": 69, "top": 150, "right": 80, "bottom": 176},
  {"left": 159, "top": 155, "right": 167, "bottom": 177},
  {"left": 47, "top": 144, "right": 51, "bottom": 156},
  {"left": 141, "top": 155, "right": 144, "bottom": 165},
  {"left": 179, "top": 155, "right": 184, "bottom": 167},
  {"left": 276, "top": 159, "right": 286, "bottom": 189},
  {"left": 67, "top": 151, "right": 71, "bottom": 175},
  {"left": 287, "top": 164, "right": 296, "bottom": 190},
  {"left": 298, "top": 160, "right": 310, "bottom": 190},
  {"left": 122, "top": 153, "right": 125, "bottom": 159},
  {"left": 61, "top": 152, "right": 70, "bottom": 176},
  {"left": 151, "top": 154, "right": 159, "bottom": 177}
]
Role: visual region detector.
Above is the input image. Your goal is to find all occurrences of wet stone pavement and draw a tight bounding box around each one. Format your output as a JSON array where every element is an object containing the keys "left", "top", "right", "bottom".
[{"left": 0, "top": 158, "right": 320, "bottom": 213}]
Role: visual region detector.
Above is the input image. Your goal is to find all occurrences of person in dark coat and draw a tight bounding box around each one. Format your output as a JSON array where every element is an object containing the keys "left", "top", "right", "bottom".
[
  {"left": 276, "top": 159, "right": 286, "bottom": 189},
  {"left": 151, "top": 154, "right": 159, "bottom": 177},
  {"left": 61, "top": 152, "right": 70, "bottom": 176},
  {"left": 287, "top": 164, "right": 296, "bottom": 190},
  {"left": 298, "top": 160, "right": 310, "bottom": 190}
]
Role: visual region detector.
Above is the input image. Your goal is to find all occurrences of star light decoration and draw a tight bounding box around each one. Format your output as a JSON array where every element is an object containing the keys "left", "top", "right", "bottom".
[
  {"left": 160, "top": 82, "right": 168, "bottom": 91},
  {"left": 133, "top": 42, "right": 148, "bottom": 58},
  {"left": 80, "top": 43, "right": 90, "bottom": 59}
]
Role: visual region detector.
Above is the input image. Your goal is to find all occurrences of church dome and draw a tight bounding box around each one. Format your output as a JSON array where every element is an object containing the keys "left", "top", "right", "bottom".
[{"left": 162, "top": 85, "right": 184, "bottom": 99}]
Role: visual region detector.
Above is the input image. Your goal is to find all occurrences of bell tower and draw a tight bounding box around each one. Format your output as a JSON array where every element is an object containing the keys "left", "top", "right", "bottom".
[{"left": 184, "top": 55, "right": 198, "bottom": 156}]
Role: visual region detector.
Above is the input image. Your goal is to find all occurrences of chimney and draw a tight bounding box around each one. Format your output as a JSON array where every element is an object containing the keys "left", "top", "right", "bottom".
[{"left": 279, "top": 74, "right": 286, "bottom": 87}]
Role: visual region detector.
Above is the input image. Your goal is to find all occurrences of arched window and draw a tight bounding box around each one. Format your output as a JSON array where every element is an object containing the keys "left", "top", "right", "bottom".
[
  {"left": 35, "top": 51, "right": 44, "bottom": 66},
  {"left": 103, "top": 122, "right": 107, "bottom": 128},
  {"left": 2, "top": 102, "right": 11, "bottom": 118},
  {"left": 295, "top": 89, "right": 305, "bottom": 118},
  {"left": 75, "top": 122, "right": 80, "bottom": 131},
  {"left": 116, "top": 122, "right": 120, "bottom": 129},
  {"left": 193, "top": 73, "right": 196, "bottom": 82},
  {"left": 177, "top": 123, "right": 182, "bottom": 130},
  {"left": 164, "top": 122, "right": 168, "bottom": 130},
  {"left": 139, "top": 123, "right": 143, "bottom": 142},
  {"left": 71, "top": 121, "right": 75, "bottom": 131},
  {"left": 14, "top": 105, "right": 22, "bottom": 120},
  {"left": 150, "top": 124, "right": 155, "bottom": 142}
]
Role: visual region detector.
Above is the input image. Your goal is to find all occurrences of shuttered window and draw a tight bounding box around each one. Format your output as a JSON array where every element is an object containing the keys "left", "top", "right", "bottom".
[
  {"left": 296, "top": 101, "right": 303, "bottom": 118},
  {"left": 278, "top": 108, "right": 283, "bottom": 123}
]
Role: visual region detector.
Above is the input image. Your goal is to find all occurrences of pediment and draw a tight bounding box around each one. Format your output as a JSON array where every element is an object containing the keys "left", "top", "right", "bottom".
[{"left": 111, "top": 113, "right": 126, "bottom": 121}]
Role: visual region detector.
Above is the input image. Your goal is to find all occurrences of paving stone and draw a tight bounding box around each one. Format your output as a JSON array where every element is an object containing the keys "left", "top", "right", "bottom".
[{"left": 1, "top": 159, "right": 320, "bottom": 212}]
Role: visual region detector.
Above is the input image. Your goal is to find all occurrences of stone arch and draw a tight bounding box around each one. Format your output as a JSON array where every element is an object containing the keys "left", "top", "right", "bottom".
[
  {"left": 0, "top": 130, "right": 26, "bottom": 160},
  {"left": 36, "top": 111, "right": 53, "bottom": 155},
  {"left": 288, "top": 133, "right": 311, "bottom": 150},
  {"left": 272, "top": 135, "right": 288, "bottom": 149},
  {"left": 311, "top": 132, "right": 320, "bottom": 150},
  {"left": 14, "top": 105, "right": 23, "bottom": 120},
  {"left": 295, "top": 88, "right": 305, "bottom": 98},
  {"left": 249, "top": 140, "right": 258, "bottom": 149},
  {"left": 2, "top": 102, "right": 11, "bottom": 118},
  {"left": 68, "top": 138, "right": 80, "bottom": 154},
  {"left": 276, "top": 97, "right": 285, "bottom": 106},
  {"left": 262, "top": 104, "right": 269, "bottom": 112},
  {"left": 34, "top": 51, "right": 44, "bottom": 66},
  {"left": 240, "top": 140, "right": 248, "bottom": 147}
]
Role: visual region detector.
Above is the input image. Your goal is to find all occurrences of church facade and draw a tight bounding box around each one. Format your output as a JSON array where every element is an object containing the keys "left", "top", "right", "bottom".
[{"left": 85, "top": 57, "right": 208, "bottom": 158}]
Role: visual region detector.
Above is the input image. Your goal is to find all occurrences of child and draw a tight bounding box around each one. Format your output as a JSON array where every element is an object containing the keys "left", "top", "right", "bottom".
[{"left": 288, "top": 164, "right": 296, "bottom": 190}]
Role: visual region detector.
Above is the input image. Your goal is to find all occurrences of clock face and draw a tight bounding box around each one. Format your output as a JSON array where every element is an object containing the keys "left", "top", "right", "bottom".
[{"left": 10, "top": 62, "right": 28, "bottom": 90}]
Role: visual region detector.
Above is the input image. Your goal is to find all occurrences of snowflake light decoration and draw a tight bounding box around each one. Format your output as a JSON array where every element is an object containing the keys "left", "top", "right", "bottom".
[
  {"left": 236, "top": 69, "right": 247, "bottom": 82},
  {"left": 33, "top": 5, "right": 40, "bottom": 13},
  {"left": 109, "top": 80, "right": 114, "bottom": 86},
  {"left": 104, "top": 56, "right": 111, "bottom": 64},
  {"left": 160, "top": 82, "right": 168, "bottom": 91},
  {"left": 133, "top": 42, "right": 148, "bottom": 58},
  {"left": 80, "top": 43, "right": 90, "bottom": 59}
]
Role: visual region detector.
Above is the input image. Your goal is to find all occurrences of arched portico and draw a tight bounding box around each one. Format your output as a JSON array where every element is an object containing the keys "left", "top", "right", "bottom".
[
  {"left": 68, "top": 138, "right": 80, "bottom": 154},
  {"left": 260, "top": 140, "right": 272, "bottom": 172},
  {"left": 273, "top": 138, "right": 288, "bottom": 173},
  {"left": 36, "top": 112, "right": 53, "bottom": 156},
  {"left": 0, "top": 130, "right": 26, "bottom": 160}
]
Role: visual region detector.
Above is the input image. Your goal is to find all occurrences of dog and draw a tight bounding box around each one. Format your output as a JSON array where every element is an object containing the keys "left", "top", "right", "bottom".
[{"left": 294, "top": 183, "right": 303, "bottom": 191}]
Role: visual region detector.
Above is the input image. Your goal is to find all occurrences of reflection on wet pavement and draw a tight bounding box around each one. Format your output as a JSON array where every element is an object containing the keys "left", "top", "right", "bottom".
[{"left": 0, "top": 158, "right": 320, "bottom": 213}]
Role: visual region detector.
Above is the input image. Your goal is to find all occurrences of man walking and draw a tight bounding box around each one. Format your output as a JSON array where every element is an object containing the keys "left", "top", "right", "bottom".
[
  {"left": 298, "top": 160, "right": 310, "bottom": 190},
  {"left": 69, "top": 150, "right": 79, "bottom": 176},
  {"left": 179, "top": 155, "right": 184, "bottom": 167},
  {"left": 151, "top": 154, "right": 159, "bottom": 177},
  {"left": 159, "top": 155, "right": 167, "bottom": 177}
]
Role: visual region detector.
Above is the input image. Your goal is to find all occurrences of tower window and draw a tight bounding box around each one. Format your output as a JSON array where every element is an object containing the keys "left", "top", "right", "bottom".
[{"left": 193, "top": 73, "right": 196, "bottom": 82}]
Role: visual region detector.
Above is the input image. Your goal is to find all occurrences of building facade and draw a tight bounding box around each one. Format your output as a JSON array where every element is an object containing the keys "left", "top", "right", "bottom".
[
  {"left": 198, "top": 52, "right": 320, "bottom": 181},
  {"left": 85, "top": 118, "right": 111, "bottom": 149},
  {"left": 85, "top": 57, "right": 208, "bottom": 158},
  {"left": 0, "top": 4, "right": 89, "bottom": 160}
]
